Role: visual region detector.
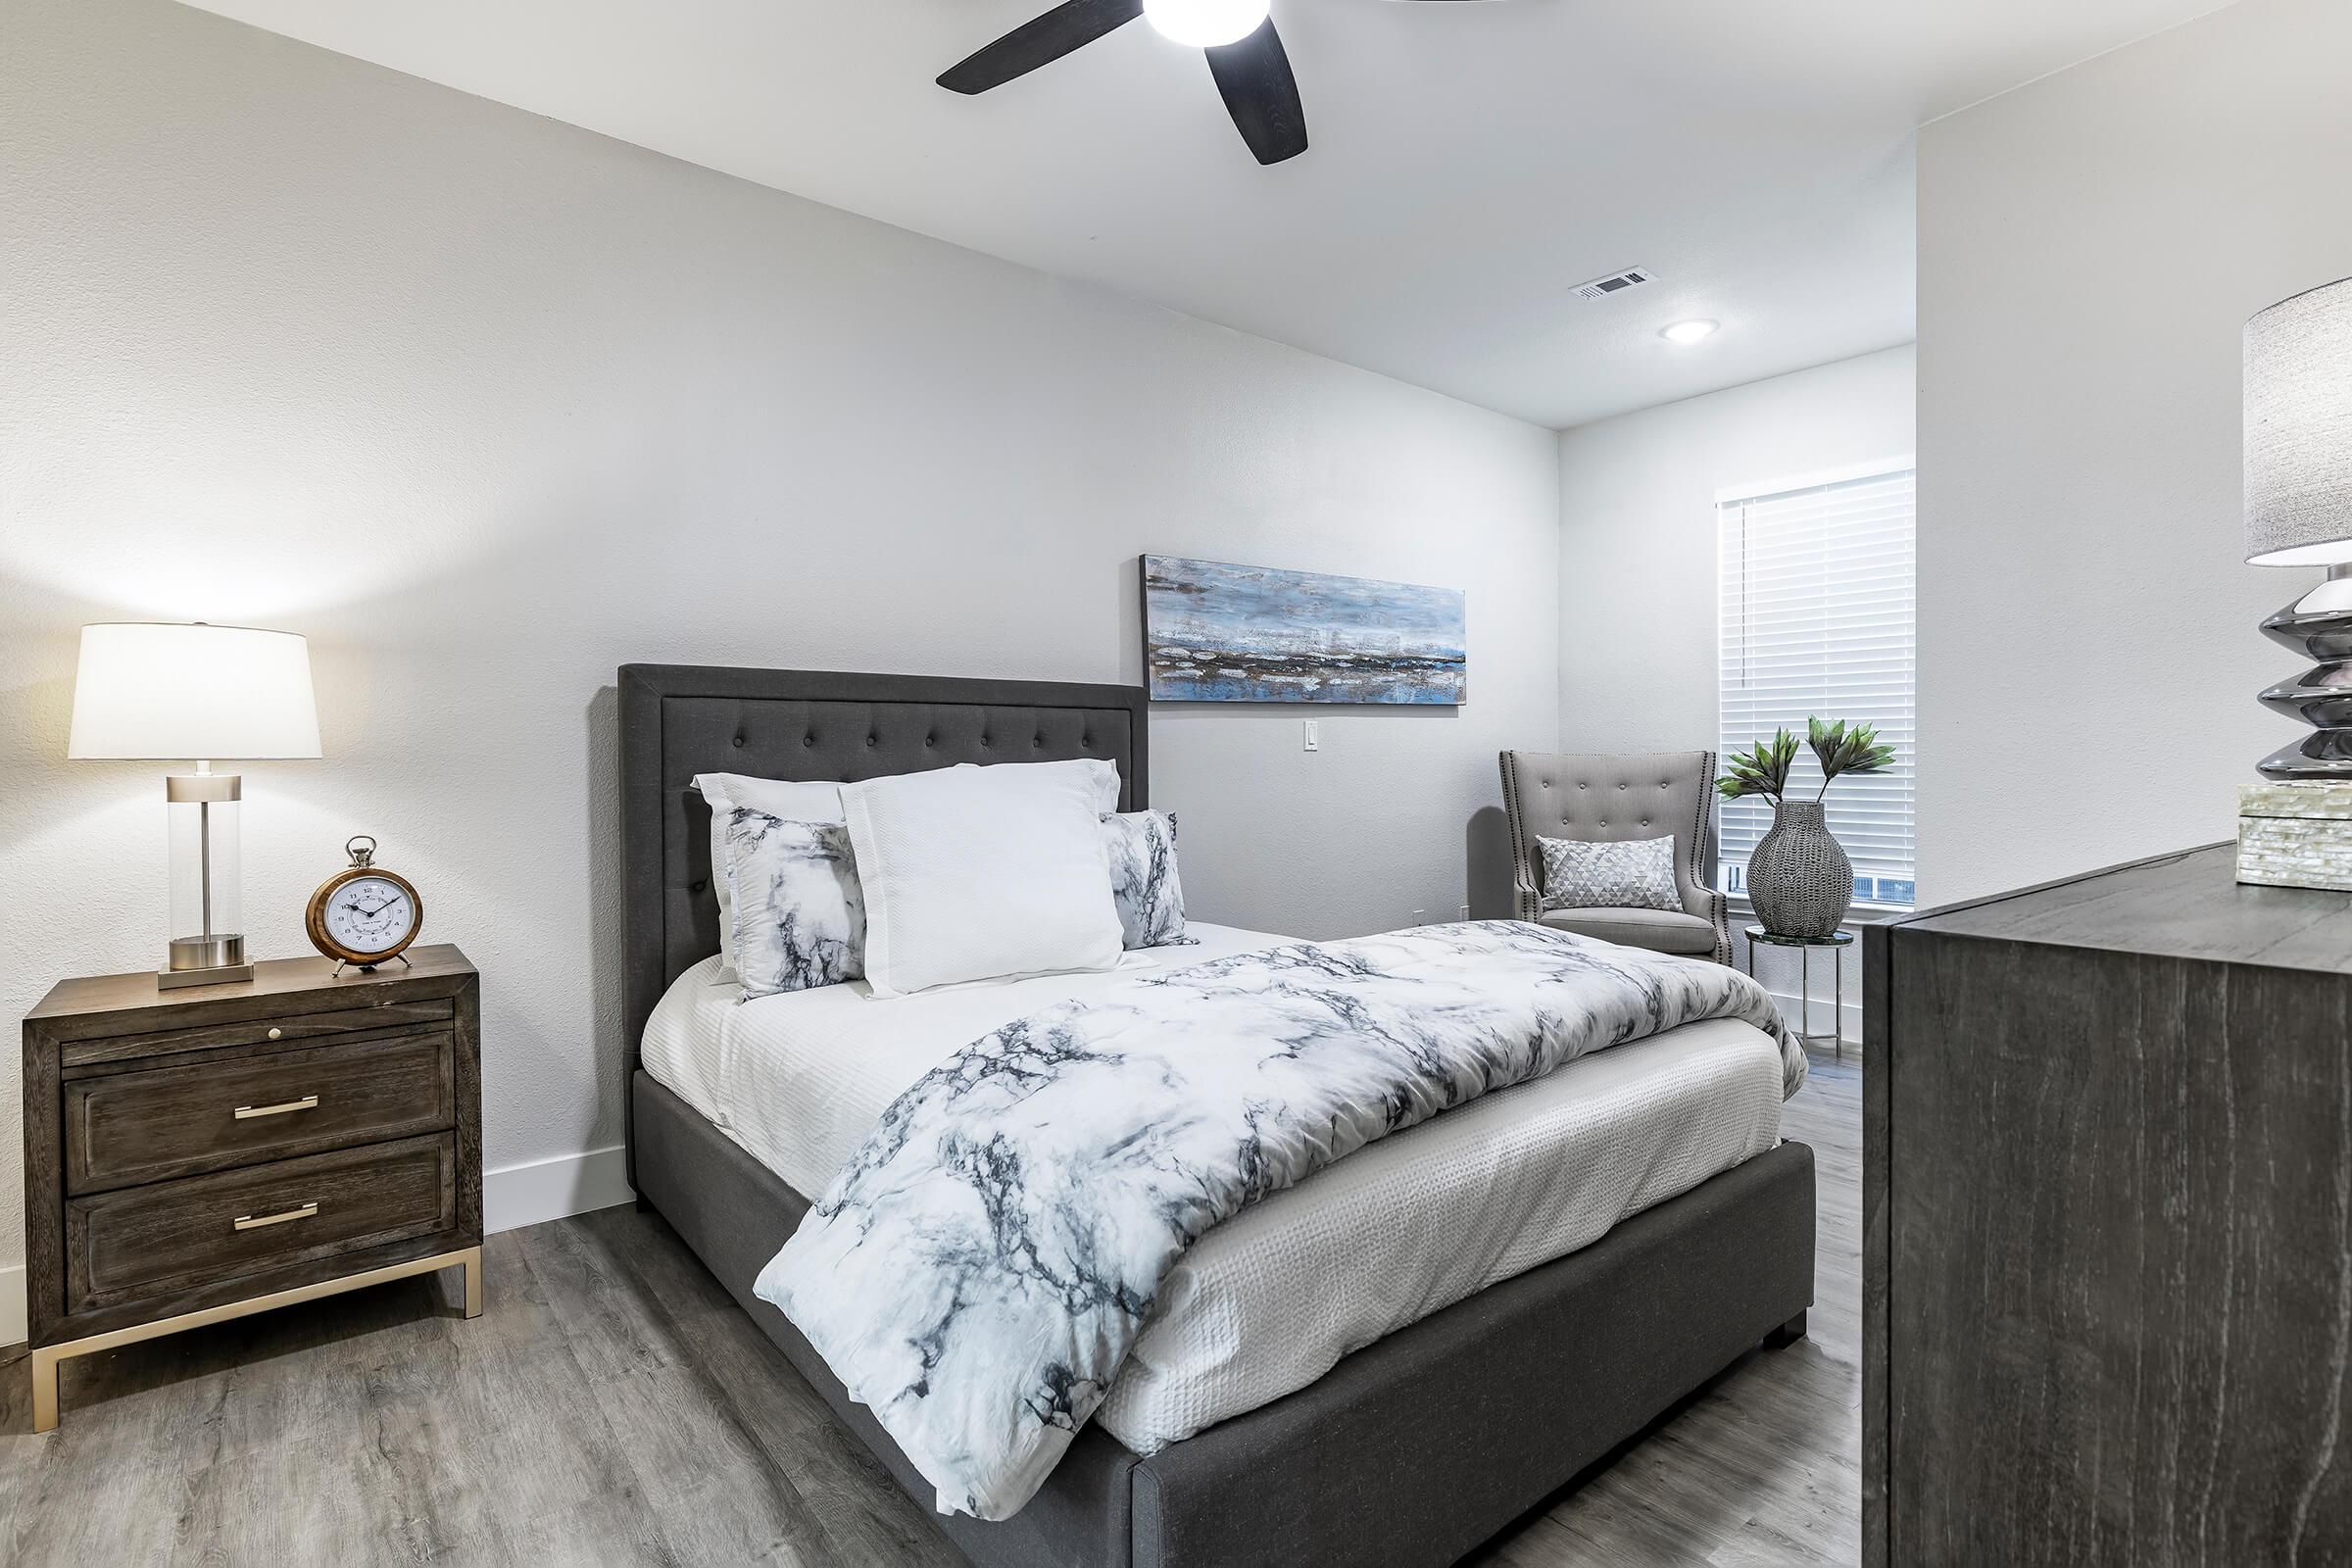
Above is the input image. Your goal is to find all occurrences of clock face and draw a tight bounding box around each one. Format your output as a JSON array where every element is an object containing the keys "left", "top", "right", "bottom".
[{"left": 324, "top": 874, "right": 416, "bottom": 956}]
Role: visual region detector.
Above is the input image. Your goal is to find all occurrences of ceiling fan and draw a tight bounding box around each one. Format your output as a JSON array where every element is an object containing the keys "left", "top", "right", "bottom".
[{"left": 938, "top": 0, "right": 1476, "bottom": 168}]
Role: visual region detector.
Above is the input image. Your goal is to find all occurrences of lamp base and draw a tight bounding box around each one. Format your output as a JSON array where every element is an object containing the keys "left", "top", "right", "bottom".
[
  {"left": 159, "top": 965, "right": 255, "bottom": 991},
  {"left": 2258, "top": 565, "right": 2352, "bottom": 780},
  {"left": 160, "top": 932, "right": 252, "bottom": 990},
  {"left": 2239, "top": 782, "right": 2352, "bottom": 891}
]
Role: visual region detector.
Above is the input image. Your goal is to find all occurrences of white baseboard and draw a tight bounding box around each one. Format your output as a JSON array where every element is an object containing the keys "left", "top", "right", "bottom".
[
  {"left": 484, "top": 1145, "right": 635, "bottom": 1235},
  {"left": 1, "top": 1263, "right": 24, "bottom": 1347},
  {"left": 1765, "top": 988, "right": 1865, "bottom": 1049}
]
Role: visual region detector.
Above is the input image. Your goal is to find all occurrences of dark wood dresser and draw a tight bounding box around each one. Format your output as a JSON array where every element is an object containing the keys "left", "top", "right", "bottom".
[
  {"left": 1865, "top": 845, "right": 2352, "bottom": 1565},
  {"left": 21, "top": 945, "right": 481, "bottom": 1431}
]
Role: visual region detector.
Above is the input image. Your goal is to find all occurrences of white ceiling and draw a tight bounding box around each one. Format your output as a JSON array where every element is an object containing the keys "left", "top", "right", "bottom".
[{"left": 181, "top": 0, "right": 2227, "bottom": 428}]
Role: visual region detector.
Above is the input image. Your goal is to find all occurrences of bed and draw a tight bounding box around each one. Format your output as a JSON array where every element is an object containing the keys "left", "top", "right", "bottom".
[{"left": 619, "top": 663, "right": 1816, "bottom": 1568}]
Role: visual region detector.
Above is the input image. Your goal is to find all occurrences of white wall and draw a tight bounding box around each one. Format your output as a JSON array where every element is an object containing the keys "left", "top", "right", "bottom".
[
  {"left": 1555, "top": 345, "right": 1915, "bottom": 1039},
  {"left": 0, "top": 0, "right": 1562, "bottom": 1338},
  {"left": 1917, "top": 0, "right": 2352, "bottom": 904},
  {"left": 1557, "top": 345, "right": 1917, "bottom": 753}
]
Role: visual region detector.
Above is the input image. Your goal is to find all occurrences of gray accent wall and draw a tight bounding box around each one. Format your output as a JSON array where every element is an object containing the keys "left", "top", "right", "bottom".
[
  {"left": 1916, "top": 0, "right": 2352, "bottom": 905},
  {"left": 0, "top": 0, "right": 1562, "bottom": 1326}
]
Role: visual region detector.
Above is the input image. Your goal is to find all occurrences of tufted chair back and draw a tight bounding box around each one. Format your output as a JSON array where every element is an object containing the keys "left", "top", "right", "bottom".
[{"left": 1497, "top": 750, "right": 1724, "bottom": 943}]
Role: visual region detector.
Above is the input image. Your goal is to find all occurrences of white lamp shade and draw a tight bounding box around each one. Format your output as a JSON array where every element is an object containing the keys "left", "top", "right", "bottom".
[
  {"left": 68, "top": 622, "right": 322, "bottom": 760},
  {"left": 2246, "top": 275, "right": 2352, "bottom": 566}
]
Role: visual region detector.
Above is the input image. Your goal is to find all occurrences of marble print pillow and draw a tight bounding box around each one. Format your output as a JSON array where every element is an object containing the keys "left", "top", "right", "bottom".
[
  {"left": 1102, "top": 809, "right": 1195, "bottom": 950},
  {"left": 1537, "top": 834, "right": 1683, "bottom": 913},
  {"left": 725, "top": 807, "right": 867, "bottom": 999}
]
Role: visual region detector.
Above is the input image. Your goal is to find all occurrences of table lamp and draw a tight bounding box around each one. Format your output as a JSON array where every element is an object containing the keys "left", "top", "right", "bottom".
[
  {"left": 2246, "top": 276, "right": 2352, "bottom": 780},
  {"left": 68, "top": 622, "right": 322, "bottom": 988}
]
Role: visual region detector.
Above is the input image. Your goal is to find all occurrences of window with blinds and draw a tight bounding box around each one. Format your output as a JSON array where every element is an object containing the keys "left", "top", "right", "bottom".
[{"left": 1717, "top": 466, "right": 1917, "bottom": 908}]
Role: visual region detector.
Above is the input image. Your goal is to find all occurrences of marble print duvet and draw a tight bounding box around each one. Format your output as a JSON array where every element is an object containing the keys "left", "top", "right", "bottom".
[{"left": 754, "top": 921, "right": 1803, "bottom": 1520}]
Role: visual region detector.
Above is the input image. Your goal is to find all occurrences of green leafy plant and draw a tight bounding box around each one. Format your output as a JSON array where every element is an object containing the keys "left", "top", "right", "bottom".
[
  {"left": 1718, "top": 727, "right": 1801, "bottom": 804},
  {"left": 1805, "top": 716, "right": 1896, "bottom": 800},
  {"left": 1718, "top": 717, "right": 1896, "bottom": 805}
]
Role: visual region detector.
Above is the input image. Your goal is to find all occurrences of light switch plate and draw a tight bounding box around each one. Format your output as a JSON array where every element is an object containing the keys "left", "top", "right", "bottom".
[{"left": 1302, "top": 719, "right": 1320, "bottom": 752}]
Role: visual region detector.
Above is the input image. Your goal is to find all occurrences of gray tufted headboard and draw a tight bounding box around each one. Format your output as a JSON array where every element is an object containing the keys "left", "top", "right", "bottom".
[{"left": 617, "top": 663, "right": 1148, "bottom": 1085}]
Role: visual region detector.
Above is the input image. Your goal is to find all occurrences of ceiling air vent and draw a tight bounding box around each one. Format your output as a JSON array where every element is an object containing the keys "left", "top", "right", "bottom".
[{"left": 1573, "top": 267, "right": 1654, "bottom": 302}]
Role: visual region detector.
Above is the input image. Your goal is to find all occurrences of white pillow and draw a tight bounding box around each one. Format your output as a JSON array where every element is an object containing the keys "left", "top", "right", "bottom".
[
  {"left": 845, "top": 763, "right": 1124, "bottom": 997},
  {"left": 694, "top": 774, "right": 846, "bottom": 980},
  {"left": 953, "top": 757, "right": 1122, "bottom": 814}
]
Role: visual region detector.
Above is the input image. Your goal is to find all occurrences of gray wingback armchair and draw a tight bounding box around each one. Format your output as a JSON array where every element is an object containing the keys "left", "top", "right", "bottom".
[{"left": 1498, "top": 750, "right": 1732, "bottom": 965}]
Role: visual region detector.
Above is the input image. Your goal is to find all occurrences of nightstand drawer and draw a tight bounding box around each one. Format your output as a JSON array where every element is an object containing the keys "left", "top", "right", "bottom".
[
  {"left": 58, "top": 998, "right": 455, "bottom": 1072},
  {"left": 63, "top": 1030, "right": 455, "bottom": 1195},
  {"left": 65, "top": 1134, "right": 457, "bottom": 1313}
]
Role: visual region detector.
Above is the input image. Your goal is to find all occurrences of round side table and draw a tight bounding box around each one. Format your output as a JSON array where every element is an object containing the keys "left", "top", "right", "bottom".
[{"left": 1742, "top": 926, "right": 1855, "bottom": 1060}]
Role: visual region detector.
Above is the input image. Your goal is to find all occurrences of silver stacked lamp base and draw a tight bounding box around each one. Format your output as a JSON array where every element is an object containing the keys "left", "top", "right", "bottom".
[
  {"left": 2240, "top": 569, "right": 2352, "bottom": 892},
  {"left": 2256, "top": 564, "right": 2352, "bottom": 781}
]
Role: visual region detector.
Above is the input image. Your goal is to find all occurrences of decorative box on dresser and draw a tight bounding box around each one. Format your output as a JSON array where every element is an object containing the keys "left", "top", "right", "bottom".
[
  {"left": 1865, "top": 845, "right": 2352, "bottom": 1566},
  {"left": 21, "top": 945, "right": 482, "bottom": 1432}
]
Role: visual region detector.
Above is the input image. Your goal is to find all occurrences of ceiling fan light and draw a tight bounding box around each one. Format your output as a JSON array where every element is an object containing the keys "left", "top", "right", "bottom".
[{"left": 1144, "top": 0, "right": 1272, "bottom": 48}]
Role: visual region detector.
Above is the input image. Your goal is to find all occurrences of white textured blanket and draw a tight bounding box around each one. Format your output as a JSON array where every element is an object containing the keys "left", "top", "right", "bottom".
[{"left": 755, "top": 921, "right": 1802, "bottom": 1520}]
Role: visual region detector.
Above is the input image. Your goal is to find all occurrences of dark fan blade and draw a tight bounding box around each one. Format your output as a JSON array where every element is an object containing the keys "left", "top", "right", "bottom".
[
  {"left": 1203, "top": 19, "right": 1307, "bottom": 166},
  {"left": 937, "top": 0, "right": 1145, "bottom": 94}
]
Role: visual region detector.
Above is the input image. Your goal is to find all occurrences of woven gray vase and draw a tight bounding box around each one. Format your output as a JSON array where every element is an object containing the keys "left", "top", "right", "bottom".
[{"left": 1748, "top": 800, "right": 1852, "bottom": 938}]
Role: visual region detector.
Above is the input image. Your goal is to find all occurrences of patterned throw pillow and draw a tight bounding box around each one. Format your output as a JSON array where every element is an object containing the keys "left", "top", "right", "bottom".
[
  {"left": 1102, "top": 809, "right": 1196, "bottom": 950},
  {"left": 1537, "top": 835, "right": 1683, "bottom": 913},
  {"left": 725, "top": 808, "right": 867, "bottom": 999}
]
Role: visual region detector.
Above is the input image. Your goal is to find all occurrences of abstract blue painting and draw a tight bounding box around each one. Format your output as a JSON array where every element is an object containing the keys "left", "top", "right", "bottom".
[{"left": 1142, "top": 555, "right": 1466, "bottom": 705}]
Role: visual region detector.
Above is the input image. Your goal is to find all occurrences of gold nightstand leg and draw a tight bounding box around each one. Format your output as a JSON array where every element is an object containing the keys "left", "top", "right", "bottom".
[
  {"left": 24, "top": 1247, "right": 483, "bottom": 1432},
  {"left": 30, "top": 1347, "right": 62, "bottom": 1434}
]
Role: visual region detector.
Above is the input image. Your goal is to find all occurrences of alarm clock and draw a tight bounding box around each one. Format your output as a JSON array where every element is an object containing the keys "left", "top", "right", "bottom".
[{"left": 307, "top": 835, "right": 424, "bottom": 972}]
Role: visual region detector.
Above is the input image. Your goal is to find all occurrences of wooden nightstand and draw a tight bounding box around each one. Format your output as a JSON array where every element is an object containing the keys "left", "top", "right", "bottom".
[{"left": 21, "top": 944, "right": 482, "bottom": 1432}]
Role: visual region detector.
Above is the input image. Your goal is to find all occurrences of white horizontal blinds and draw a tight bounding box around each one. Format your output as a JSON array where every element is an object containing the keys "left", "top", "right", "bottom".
[{"left": 1718, "top": 467, "right": 1917, "bottom": 908}]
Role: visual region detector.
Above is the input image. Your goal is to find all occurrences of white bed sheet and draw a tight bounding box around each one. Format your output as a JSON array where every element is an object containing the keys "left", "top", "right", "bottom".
[{"left": 641, "top": 924, "right": 1785, "bottom": 1453}]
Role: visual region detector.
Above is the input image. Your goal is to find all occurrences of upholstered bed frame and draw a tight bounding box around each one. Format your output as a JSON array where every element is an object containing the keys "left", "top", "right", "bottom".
[{"left": 618, "top": 663, "right": 1816, "bottom": 1568}]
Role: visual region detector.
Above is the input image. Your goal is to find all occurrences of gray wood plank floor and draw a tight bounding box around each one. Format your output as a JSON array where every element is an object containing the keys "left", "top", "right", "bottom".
[{"left": 1, "top": 1047, "right": 1859, "bottom": 1566}]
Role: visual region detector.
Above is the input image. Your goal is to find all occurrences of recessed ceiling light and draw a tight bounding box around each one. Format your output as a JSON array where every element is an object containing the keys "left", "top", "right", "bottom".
[
  {"left": 1144, "top": 0, "right": 1271, "bottom": 47},
  {"left": 1659, "top": 319, "right": 1720, "bottom": 345}
]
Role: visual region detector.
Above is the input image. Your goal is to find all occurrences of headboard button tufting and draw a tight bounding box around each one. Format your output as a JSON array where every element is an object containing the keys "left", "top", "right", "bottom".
[{"left": 731, "top": 735, "right": 745, "bottom": 748}]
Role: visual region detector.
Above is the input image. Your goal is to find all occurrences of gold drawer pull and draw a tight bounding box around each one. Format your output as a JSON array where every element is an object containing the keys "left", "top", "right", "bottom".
[
  {"left": 233, "top": 1095, "right": 319, "bottom": 1120},
  {"left": 233, "top": 1201, "right": 318, "bottom": 1232}
]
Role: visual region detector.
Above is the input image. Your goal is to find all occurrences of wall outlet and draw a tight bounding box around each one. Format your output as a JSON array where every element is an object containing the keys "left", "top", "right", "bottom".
[
  {"left": 1411, "top": 908, "right": 1426, "bottom": 925},
  {"left": 1302, "top": 719, "right": 1320, "bottom": 752}
]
